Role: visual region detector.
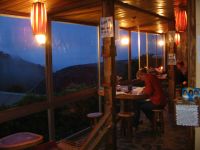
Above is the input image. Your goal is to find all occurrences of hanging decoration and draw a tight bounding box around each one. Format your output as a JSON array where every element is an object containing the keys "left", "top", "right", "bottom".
[
  {"left": 175, "top": 9, "right": 187, "bottom": 32},
  {"left": 174, "top": 32, "right": 180, "bottom": 46},
  {"left": 31, "top": 1, "right": 47, "bottom": 44}
]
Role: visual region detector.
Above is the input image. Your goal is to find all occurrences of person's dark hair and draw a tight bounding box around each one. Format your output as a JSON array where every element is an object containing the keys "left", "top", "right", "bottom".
[
  {"left": 136, "top": 68, "right": 147, "bottom": 79},
  {"left": 139, "top": 68, "right": 147, "bottom": 74},
  {"left": 189, "top": 90, "right": 193, "bottom": 95}
]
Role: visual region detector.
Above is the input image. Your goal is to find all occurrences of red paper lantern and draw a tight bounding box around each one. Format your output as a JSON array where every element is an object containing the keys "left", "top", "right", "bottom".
[
  {"left": 175, "top": 9, "right": 187, "bottom": 32},
  {"left": 174, "top": 32, "right": 180, "bottom": 46},
  {"left": 31, "top": 2, "right": 47, "bottom": 35}
]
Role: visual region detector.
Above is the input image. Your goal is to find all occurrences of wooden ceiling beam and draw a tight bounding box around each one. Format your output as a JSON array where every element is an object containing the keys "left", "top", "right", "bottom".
[
  {"left": 49, "top": 1, "right": 100, "bottom": 16},
  {"left": 115, "top": 0, "right": 172, "bottom": 21},
  {"left": 0, "top": 10, "right": 29, "bottom": 18},
  {"left": 121, "top": 21, "right": 168, "bottom": 33},
  {"left": 51, "top": 17, "right": 98, "bottom": 26}
]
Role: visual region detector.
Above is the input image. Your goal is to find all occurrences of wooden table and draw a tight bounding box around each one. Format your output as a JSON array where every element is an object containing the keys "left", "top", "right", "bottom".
[
  {"left": 98, "top": 88, "right": 147, "bottom": 100},
  {"left": 98, "top": 87, "right": 147, "bottom": 112}
]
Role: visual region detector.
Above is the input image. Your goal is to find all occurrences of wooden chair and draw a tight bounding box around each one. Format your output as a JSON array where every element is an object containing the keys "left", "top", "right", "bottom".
[{"left": 118, "top": 112, "right": 134, "bottom": 138}]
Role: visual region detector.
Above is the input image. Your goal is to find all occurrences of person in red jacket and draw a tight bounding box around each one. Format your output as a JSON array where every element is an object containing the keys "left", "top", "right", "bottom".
[{"left": 133, "top": 68, "right": 167, "bottom": 129}]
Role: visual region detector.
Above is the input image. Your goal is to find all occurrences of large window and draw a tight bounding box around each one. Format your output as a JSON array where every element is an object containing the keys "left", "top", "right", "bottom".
[
  {"left": 52, "top": 22, "right": 98, "bottom": 95},
  {"left": 140, "top": 32, "right": 147, "bottom": 68},
  {"left": 0, "top": 16, "right": 46, "bottom": 138},
  {"left": 0, "top": 16, "right": 46, "bottom": 107},
  {"left": 131, "top": 32, "right": 139, "bottom": 79},
  {"left": 116, "top": 29, "right": 129, "bottom": 80}
]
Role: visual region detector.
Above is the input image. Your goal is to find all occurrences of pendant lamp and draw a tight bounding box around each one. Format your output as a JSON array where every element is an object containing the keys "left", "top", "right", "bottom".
[
  {"left": 31, "top": 1, "right": 47, "bottom": 44},
  {"left": 175, "top": 9, "right": 187, "bottom": 32}
]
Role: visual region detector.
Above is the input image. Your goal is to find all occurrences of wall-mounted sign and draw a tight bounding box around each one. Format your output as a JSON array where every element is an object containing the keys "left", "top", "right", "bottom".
[
  {"left": 168, "top": 53, "right": 176, "bottom": 65},
  {"left": 100, "top": 17, "right": 114, "bottom": 38}
]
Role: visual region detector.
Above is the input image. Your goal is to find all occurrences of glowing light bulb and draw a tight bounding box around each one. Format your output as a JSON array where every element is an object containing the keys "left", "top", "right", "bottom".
[
  {"left": 35, "top": 34, "right": 46, "bottom": 45},
  {"left": 160, "top": 66, "right": 163, "bottom": 70},
  {"left": 120, "top": 37, "right": 129, "bottom": 45},
  {"left": 158, "top": 40, "right": 164, "bottom": 46}
]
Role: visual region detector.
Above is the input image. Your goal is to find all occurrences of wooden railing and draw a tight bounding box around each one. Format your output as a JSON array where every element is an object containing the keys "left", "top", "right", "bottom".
[{"left": 0, "top": 88, "right": 97, "bottom": 124}]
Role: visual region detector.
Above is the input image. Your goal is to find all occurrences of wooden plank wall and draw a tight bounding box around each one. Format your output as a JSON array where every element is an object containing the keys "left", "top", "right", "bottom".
[{"left": 187, "top": 0, "right": 196, "bottom": 87}]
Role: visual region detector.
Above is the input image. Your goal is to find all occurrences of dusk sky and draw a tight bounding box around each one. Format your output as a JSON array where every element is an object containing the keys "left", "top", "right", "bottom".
[{"left": 0, "top": 16, "right": 161, "bottom": 71}]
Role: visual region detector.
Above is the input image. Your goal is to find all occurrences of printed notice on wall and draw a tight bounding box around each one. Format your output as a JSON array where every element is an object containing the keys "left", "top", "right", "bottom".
[
  {"left": 100, "top": 17, "right": 114, "bottom": 38},
  {"left": 168, "top": 53, "right": 176, "bottom": 65}
]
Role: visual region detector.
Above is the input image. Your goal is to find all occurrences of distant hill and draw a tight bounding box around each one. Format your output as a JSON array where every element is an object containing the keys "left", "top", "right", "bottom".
[
  {"left": 0, "top": 51, "right": 45, "bottom": 92},
  {"left": 34, "top": 60, "right": 138, "bottom": 94}
]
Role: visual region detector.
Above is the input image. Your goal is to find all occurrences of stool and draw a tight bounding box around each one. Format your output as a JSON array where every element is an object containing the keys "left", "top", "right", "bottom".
[
  {"left": 0, "top": 132, "right": 43, "bottom": 150},
  {"left": 152, "top": 109, "right": 164, "bottom": 135},
  {"left": 118, "top": 112, "right": 134, "bottom": 137},
  {"left": 87, "top": 112, "right": 102, "bottom": 128}
]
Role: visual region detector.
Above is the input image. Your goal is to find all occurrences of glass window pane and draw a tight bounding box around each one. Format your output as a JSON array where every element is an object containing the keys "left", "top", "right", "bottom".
[
  {"left": 131, "top": 32, "right": 139, "bottom": 79},
  {"left": 148, "top": 34, "right": 157, "bottom": 68},
  {"left": 140, "top": 32, "right": 146, "bottom": 68},
  {"left": 116, "top": 29, "right": 128, "bottom": 80},
  {"left": 0, "top": 16, "right": 46, "bottom": 110},
  {"left": 52, "top": 22, "right": 98, "bottom": 95}
]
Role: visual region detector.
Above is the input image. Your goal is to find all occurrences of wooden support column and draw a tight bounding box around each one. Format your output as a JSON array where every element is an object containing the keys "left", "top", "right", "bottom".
[
  {"left": 166, "top": 29, "right": 175, "bottom": 100},
  {"left": 187, "top": 0, "right": 196, "bottom": 149},
  {"left": 45, "top": 17, "right": 55, "bottom": 140},
  {"left": 187, "top": 0, "right": 196, "bottom": 87},
  {"left": 102, "top": 0, "right": 117, "bottom": 149},
  {"left": 128, "top": 30, "right": 132, "bottom": 82}
]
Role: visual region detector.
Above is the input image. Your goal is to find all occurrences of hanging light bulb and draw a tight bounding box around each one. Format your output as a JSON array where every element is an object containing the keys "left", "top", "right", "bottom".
[
  {"left": 174, "top": 32, "right": 180, "bottom": 46},
  {"left": 120, "top": 37, "right": 129, "bottom": 45},
  {"left": 31, "top": 1, "right": 47, "bottom": 45},
  {"left": 158, "top": 40, "right": 164, "bottom": 46}
]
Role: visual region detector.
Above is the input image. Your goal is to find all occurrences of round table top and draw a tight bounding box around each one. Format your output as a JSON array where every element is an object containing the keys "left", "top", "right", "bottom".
[
  {"left": 87, "top": 112, "right": 103, "bottom": 118},
  {"left": 0, "top": 132, "right": 43, "bottom": 149}
]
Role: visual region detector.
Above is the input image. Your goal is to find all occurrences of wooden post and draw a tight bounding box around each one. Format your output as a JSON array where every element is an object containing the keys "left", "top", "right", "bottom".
[
  {"left": 187, "top": 0, "right": 196, "bottom": 87},
  {"left": 138, "top": 28, "right": 141, "bottom": 69},
  {"left": 128, "top": 30, "right": 132, "bottom": 82},
  {"left": 45, "top": 17, "right": 55, "bottom": 140},
  {"left": 102, "top": 0, "right": 117, "bottom": 149},
  {"left": 166, "top": 29, "right": 175, "bottom": 100},
  {"left": 187, "top": 0, "right": 196, "bottom": 149}
]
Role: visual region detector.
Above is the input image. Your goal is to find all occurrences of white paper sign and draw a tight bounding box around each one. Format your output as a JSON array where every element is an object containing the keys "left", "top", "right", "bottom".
[
  {"left": 100, "top": 17, "right": 114, "bottom": 38},
  {"left": 168, "top": 53, "right": 176, "bottom": 65},
  {"left": 176, "top": 104, "right": 199, "bottom": 126}
]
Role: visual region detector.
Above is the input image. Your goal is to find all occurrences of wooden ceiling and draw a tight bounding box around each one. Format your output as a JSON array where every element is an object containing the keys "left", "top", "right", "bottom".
[{"left": 0, "top": 0, "right": 187, "bottom": 33}]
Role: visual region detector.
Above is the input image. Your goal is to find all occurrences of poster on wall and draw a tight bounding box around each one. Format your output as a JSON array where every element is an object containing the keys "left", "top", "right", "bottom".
[
  {"left": 167, "top": 53, "right": 176, "bottom": 65},
  {"left": 182, "top": 87, "right": 200, "bottom": 101},
  {"left": 100, "top": 17, "right": 114, "bottom": 38}
]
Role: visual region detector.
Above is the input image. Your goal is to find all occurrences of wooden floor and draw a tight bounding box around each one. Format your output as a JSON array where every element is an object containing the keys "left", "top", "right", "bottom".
[{"left": 57, "top": 103, "right": 193, "bottom": 150}]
